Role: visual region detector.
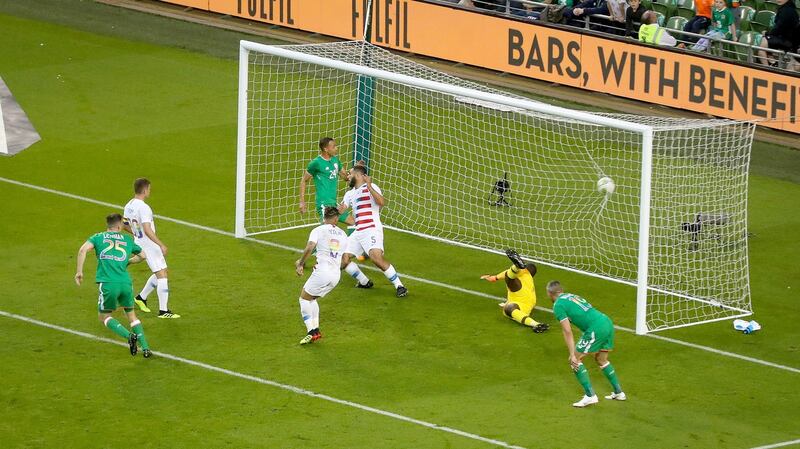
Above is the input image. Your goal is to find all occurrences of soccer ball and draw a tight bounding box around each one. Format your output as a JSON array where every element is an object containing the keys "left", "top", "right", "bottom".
[{"left": 597, "top": 176, "right": 616, "bottom": 195}]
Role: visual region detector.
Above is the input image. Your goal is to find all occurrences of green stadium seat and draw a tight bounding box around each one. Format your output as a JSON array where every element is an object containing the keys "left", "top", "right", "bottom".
[
  {"left": 676, "top": 0, "right": 696, "bottom": 20},
  {"left": 666, "top": 15, "right": 689, "bottom": 31},
  {"left": 735, "top": 31, "right": 761, "bottom": 61},
  {"left": 653, "top": 10, "right": 667, "bottom": 25},
  {"left": 761, "top": 0, "right": 778, "bottom": 10},
  {"left": 751, "top": 10, "right": 775, "bottom": 33},
  {"left": 651, "top": 0, "right": 677, "bottom": 18},
  {"left": 737, "top": 6, "right": 756, "bottom": 31}
]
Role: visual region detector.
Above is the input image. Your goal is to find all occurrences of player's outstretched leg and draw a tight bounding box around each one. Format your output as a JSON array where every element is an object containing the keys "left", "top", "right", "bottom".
[
  {"left": 100, "top": 312, "right": 131, "bottom": 340},
  {"left": 135, "top": 274, "right": 157, "bottom": 313},
  {"left": 572, "top": 362, "right": 599, "bottom": 407},
  {"left": 502, "top": 303, "right": 547, "bottom": 332},
  {"left": 125, "top": 309, "right": 151, "bottom": 358},
  {"left": 597, "top": 352, "right": 625, "bottom": 401},
  {"left": 154, "top": 269, "right": 180, "bottom": 319},
  {"left": 368, "top": 250, "right": 407, "bottom": 297},
  {"left": 343, "top": 256, "right": 372, "bottom": 288},
  {"left": 298, "top": 296, "right": 322, "bottom": 345}
]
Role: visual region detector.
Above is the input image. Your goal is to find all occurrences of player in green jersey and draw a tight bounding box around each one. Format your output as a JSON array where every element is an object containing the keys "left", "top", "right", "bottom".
[
  {"left": 299, "top": 137, "right": 354, "bottom": 226},
  {"left": 75, "top": 213, "right": 153, "bottom": 358},
  {"left": 547, "top": 280, "right": 626, "bottom": 407}
]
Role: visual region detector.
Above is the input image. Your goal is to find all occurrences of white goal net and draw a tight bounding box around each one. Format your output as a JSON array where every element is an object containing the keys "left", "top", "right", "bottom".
[{"left": 235, "top": 40, "right": 754, "bottom": 334}]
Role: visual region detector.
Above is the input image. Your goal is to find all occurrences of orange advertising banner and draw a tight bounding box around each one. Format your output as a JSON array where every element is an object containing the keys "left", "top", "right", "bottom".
[{"left": 158, "top": 0, "right": 800, "bottom": 133}]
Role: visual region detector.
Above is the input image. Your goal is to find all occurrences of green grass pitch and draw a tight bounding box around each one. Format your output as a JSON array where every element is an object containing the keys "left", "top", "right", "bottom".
[{"left": 1, "top": 1, "right": 799, "bottom": 448}]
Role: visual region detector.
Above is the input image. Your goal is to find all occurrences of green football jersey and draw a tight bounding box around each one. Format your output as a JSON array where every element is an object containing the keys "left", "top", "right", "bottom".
[
  {"left": 87, "top": 231, "right": 141, "bottom": 284},
  {"left": 552, "top": 293, "right": 609, "bottom": 332},
  {"left": 306, "top": 155, "right": 342, "bottom": 205},
  {"left": 711, "top": 7, "right": 734, "bottom": 37}
]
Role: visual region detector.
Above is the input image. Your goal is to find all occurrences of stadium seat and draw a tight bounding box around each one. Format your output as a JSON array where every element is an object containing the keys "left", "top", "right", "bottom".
[
  {"left": 735, "top": 31, "right": 761, "bottom": 61},
  {"left": 653, "top": 10, "right": 667, "bottom": 25},
  {"left": 666, "top": 15, "right": 689, "bottom": 31},
  {"left": 651, "top": 0, "right": 677, "bottom": 18},
  {"left": 675, "top": 0, "right": 696, "bottom": 19},
  {"left": 761, "top": 0, "right": 778, "bottom": 10},
  {"left": 641, "top": 0, "right": 653, "bottom": 8},
  {"left": 737, "top": 6, "right": 756, "bottom": 31},
  {"left": 751, "top": 10, "right": 775, "bottom": 33}
]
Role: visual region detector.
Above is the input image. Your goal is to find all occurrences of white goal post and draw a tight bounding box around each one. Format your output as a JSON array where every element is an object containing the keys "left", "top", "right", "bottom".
[{"left": 235, "top": 39, "right": 754, "bottom": 334}]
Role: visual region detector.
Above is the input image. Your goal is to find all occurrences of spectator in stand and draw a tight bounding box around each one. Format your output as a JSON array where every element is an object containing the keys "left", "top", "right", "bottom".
[
  {"left": 756, "top": 0, "right": 800, "bottom": 66},
  {"left": 625, "top": 0, "right": 649, "bottom": 39},
  {"left": 564, "top": 0, "right": 609, "bottom": 29},
  {"left": 639, "top": 10, "right": 678, "bottom": 46},
  {"left": 458, "top": 0, "right": 476, "bottom": 7},
  {"left": 689, "top": 0, "right": 736, "bottom": 51},
  {"left": 683, "top": 0, "right": 714, "bottom": 44},
  {"left": 607, "top": 0, "right": 628, "bottom": 34}
]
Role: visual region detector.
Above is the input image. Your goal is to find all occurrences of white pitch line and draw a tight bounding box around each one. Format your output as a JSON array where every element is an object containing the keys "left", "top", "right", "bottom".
[
  {"left": 1, "top": 176, "right": 799, "bottom": 375},
  {"left": 0, "top": 309, "right": 526, "bottom": 449},
  {"left": 751, "top": 438, "right": 800, "bottom": 449}
]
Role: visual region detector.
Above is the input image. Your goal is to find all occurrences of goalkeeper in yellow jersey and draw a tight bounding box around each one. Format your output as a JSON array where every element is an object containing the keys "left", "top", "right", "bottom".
[{"left": 480, "top": 249, "right": 549, "bottom": 333}]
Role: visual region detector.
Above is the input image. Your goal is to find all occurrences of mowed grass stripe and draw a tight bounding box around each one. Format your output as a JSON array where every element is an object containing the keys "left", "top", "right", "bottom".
[
  {"left": 0, "top": 309, "right": 527, "bottom": 449},
  {"left": 1, "top": 175, "right": 798, "bottom": 376}
]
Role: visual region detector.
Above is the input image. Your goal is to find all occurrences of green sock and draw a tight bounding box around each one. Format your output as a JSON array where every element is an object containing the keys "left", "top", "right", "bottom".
[
  {"left": 346, "top": 226, "right": 355, "bottom": 236},
  {"left": 574, "top": 364, "right": 594, "bottom": 397},
  {"left": 131, "top": 322, "right": 150, "bottom": 350},
  {"left": 601, "top": 363, "right": 622, "bottom": 394},
  {"left": 104, "top": 318, "right": 131, "bottom": 340}
]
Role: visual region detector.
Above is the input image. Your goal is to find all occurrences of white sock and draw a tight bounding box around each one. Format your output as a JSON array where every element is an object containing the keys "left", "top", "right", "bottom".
[
  {"left": 299, "top": 298, "right": 315, "bottom": 332},
  {"left": 310, "top": 300, "right": 320, "bottom": 330},
  {"left": 345, "top": 262, "right": 370, "bottom": 285},
  {"left": 139, "top": 274, "right": 157, "bottom": 299},
  {"left": 383, "top": 265, "right": 403, "bottom": 288},
  {"left": 157, "top": 278, "right": 169, "bottom": 312}
]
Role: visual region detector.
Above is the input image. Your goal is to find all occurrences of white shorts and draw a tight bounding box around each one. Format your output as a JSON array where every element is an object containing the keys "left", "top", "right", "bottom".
[
  {"left": 345, "top": 228, "right": 384, "bottom": 256},
  {"left": 138, "top": 239, "right": 168, "bottom": 273},
  {"left": 302, "top": 268, "right": 341, "bottom": 298}
]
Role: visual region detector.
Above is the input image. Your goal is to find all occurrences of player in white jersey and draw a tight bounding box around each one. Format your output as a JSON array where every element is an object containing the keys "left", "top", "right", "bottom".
[
  {"left": 295, "top": 206, "right": 349, "bottom": 345},
  {"left": 123, "top": 178, "right": 180, "bottom": 318},
  {"left": 338, "top": 165, "right": 408, "bottom": 298}
]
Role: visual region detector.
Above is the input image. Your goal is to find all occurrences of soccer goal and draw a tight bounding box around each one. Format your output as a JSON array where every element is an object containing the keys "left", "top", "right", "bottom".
[{"left": 234, "top": 39, "right": 755, "bottom": 334}]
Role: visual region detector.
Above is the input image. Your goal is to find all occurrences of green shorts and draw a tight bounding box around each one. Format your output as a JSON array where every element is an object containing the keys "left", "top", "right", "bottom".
[
  {"left": 97, "top": 282, "right": 134, "bottom": 312},
  {"left": 576, "top": 317, "right": 615, "bottom": 353},
  {"left": 316, "top": 203, "right": 351, "bottom": 224}
]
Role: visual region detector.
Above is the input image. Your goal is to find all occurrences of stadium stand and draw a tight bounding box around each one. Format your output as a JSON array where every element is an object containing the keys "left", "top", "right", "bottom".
[{"left": 433, "top": 0, "right": 800, "bottom": 71}]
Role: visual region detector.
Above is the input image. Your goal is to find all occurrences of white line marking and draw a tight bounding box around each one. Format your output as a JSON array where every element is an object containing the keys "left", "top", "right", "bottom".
[
  {"left": 2, "top": 176, "right": 799, "bottom": 375},
  {"left": 751, "top": 438, "right": 800, "bottom": 449},
  {"left": 0, "top": 309, "right": 526, "bottom": 449}
]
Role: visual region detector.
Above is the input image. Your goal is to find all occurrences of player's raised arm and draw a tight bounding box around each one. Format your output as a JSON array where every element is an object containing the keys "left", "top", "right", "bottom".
[
  {"left": 299, "top": 170, "right": 313, "bottom": 213},
  {"left": 75, "top": 241, "right": 94, "bottom": 286},
  {"left": 295, "top": 240, "right": 317, "bottom": 276}
]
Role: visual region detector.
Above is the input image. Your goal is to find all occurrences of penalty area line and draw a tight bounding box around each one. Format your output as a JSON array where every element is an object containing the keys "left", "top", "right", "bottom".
[
  {"left": 0, "top": 309, "right": 527, "bottom": 449},
  {"left": 1, "top": 176, "right": 799, "bottom": 375},
  {"left": 751, "top": 438, "right": 800, "bottom": 449}
]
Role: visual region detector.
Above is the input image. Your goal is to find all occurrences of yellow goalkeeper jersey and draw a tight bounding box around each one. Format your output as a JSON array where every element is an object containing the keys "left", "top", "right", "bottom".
[{"left": 501, "top": 268, "right": 537, "bottom": 309}]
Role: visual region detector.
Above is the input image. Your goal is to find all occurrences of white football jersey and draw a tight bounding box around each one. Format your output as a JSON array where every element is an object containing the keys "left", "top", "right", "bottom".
[
  {"left": 342, "top": 183, "right": 383, "bottom": 232},
  {"left": 123, "top": 198, "right": 155, "bottom": 243},
  {"left": 308, "top": 223, "right": 348, "bottom": 271}
]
